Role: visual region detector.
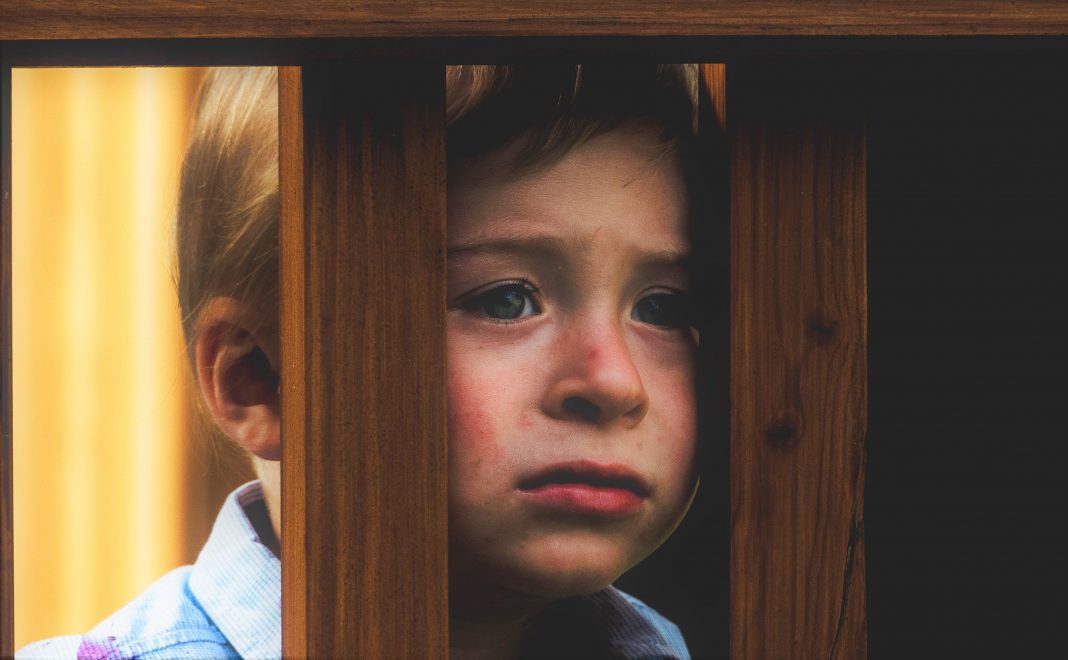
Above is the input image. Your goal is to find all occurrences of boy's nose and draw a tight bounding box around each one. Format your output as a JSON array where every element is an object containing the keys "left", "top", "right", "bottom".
[{"left": 543, "top": 318, "right": 649, "bottom": 428}]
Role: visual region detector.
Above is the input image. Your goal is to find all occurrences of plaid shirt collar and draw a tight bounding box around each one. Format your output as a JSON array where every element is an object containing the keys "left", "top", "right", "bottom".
[{"left": 188, "top": 481, "right": 281, "bottom": 659}]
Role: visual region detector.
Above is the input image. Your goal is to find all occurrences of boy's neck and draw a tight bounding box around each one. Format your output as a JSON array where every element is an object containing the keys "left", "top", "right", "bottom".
[
  {"left": 254, "top": 459, "right": 283, "bottom": 558},
  {"left": 449, "top": 610, "right": 538, "bottom": 660},
  {"left": 448, "top": 602, "right": 538, "bottom": 657},
  {"left": 244, "top": 496, "right": 281, "bottom": 558},
  {"left": 449, "top": 576, "right": 550, "bottom": 660}
]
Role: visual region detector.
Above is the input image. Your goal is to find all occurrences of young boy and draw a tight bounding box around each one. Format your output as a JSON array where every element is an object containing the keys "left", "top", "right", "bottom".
[{"left": 19, "top": 63, "right": 702, "bottom": 659}]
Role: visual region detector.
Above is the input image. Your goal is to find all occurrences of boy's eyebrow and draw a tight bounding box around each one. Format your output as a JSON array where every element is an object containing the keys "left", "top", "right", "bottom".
[
  {"left": 447, "top": 235, "right": 691, "bottom": 269},
  {"left": 446, "top": 234, "right": 569, "bottom": 258},
  {"left": 634, "top": 247, "right": 693, "bottom": 271}
]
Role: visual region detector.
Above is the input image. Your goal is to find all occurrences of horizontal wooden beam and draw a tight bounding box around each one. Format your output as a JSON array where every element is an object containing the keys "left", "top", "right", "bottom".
[
  {"left": 3, "top": 1, "right": 1067, "bottom": 40},
  {"left": 4, "top": 36, "right": 1063, "bottom": 70}
]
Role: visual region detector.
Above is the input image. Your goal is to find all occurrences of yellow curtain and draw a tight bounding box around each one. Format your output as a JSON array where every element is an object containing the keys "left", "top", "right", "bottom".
[{"left": 12, "top": 67, "right": 252, "bottom": 648}]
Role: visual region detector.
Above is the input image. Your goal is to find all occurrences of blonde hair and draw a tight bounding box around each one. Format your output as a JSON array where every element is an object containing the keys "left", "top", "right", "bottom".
[{"left": 177, "top": 67, "right": 279, "bottom": 354}]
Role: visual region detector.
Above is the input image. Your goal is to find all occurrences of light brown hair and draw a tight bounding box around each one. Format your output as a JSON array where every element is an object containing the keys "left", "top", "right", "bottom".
[
  {"left": 446, "top": 64, "right": 698, "bottom": 181},
  {"left": 177, "top": 67, "right": 279, "bottom": 352}
]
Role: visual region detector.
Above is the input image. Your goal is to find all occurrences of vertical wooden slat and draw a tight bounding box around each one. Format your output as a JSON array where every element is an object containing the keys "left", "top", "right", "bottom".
[
  {"left": 700, "top": 63, "right": 727, "bottom": 133},
  {"left": 278, "top": 65, "right": 307, "bottom": 660},
  {"left": 280, "top": 63, "right": 448, "bottom": 658},
  {"left": 729, "top": 56, "right": 868, "bottom": 659},
  {"left": 1, "top": 60, "right": 13, "bottom": 660}
]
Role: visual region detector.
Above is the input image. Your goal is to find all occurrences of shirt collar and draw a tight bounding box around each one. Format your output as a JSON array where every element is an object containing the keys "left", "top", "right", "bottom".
[
  {"left": 583, "top": 588, "right": 683, "bottom": 659},
  {"left": 523, "top": 586, "right": 683, "bottom": 659},
  {"left": 188, "top": 480, "right": 281, "bottom": 659}
]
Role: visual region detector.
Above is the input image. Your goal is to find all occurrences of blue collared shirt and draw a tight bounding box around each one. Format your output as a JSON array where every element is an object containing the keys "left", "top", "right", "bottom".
[
  {"left": 18, "top": 481, "right": 280, "bottom": 659},
  {"left": 18, "top": 480, "right": 688, "bottom": 659}
]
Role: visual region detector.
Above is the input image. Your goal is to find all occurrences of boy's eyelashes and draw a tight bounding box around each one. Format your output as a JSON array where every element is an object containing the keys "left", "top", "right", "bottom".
[
  {"left": 455, "top": 281, "right": 694, "bottom": 331},
  {"left": 458, "top": 280, "right": 542, "bottom": 322}
]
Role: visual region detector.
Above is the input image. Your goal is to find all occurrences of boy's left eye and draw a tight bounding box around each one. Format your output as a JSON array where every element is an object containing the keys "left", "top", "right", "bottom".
[{"left": 632, "top": 292, "right": 692, "bottom": 329}]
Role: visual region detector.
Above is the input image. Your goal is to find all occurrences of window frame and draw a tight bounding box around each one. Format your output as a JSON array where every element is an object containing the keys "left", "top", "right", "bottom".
[{"left": 4, "top": 5, "right": 1066, "bottom": 657}]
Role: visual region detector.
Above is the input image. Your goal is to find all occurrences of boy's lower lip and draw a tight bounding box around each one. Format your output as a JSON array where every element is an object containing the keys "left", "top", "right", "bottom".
[{"left": 516, "top": 483, "right": 645, "bottom": 516}]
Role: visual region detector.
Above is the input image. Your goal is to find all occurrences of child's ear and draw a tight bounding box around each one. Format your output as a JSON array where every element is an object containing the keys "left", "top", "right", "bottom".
[{"left": 195, "top": 297, "right": 281, "bottom": 461}]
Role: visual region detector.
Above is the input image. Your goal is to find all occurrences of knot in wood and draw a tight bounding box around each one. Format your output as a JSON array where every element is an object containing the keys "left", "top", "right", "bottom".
[
  {"left": 805, "top": 311, "right": 839, "bottom": 346},
  {"left": 766, "top": 415, "right": 800, "bottom": 448}
]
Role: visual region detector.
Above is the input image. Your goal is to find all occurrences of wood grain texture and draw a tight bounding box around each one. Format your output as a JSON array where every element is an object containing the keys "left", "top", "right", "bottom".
[
  {"left": 3, "top": 1, "right": 1067, "bottom": 39},
  {"left": 278, "top": 66, "right": 307, "bottom": 660},
  {"left": 279, "top": 62, "right": 448, "bottom": 658},
  {"left": 729, "top": 56, "right": 868, "bottom": 659},
  {"left": 701, "top": 63, "right": 726, "bottom": 133},
  {"left": 1, "top": 62, "right": 12, "bottom": 660}
]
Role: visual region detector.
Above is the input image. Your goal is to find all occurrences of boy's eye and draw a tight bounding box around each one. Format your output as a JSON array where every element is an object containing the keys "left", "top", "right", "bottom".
[
  {"left": 632, "top": 292, "right": 691, "bottom": 329},
  {"left": 460, "top": 282, "right": 540, "bottom": 321}
]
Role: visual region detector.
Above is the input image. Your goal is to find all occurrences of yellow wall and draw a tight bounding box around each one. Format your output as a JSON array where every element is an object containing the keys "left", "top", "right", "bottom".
[{"left": 12, "top": 67, "right": 252, "bottom": 649}]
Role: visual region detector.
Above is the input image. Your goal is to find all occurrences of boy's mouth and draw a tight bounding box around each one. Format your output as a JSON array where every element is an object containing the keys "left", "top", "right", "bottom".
[
  {"left": 516, "top": 461, "right": 649, "bottom": 516},
  {"left": 518, "top": 461, "right": 650, "bottom": 495}
]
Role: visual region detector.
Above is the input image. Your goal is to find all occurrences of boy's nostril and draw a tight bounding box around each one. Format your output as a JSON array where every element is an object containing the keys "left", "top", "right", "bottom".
[{"left": 563, "top": 396, "right": 602, "bottom": 422}]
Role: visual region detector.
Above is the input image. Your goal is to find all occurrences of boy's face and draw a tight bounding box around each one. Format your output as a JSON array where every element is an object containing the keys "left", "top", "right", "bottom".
[{"left": 447, "top": 129, "right": 698, "bottom": 602}]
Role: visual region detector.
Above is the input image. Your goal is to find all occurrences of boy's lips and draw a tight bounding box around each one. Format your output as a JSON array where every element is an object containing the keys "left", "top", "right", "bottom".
[{"left": 516, "top": 461, "right": 649, "bottom": 516}]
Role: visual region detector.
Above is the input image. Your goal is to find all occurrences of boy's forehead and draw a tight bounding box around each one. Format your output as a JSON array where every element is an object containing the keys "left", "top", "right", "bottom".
[
  {"left": 452, "top": 127, "right": 677, "bottom": 191},
  {"left": 448, "top": 130, "right": 688, "bottom": 252}
]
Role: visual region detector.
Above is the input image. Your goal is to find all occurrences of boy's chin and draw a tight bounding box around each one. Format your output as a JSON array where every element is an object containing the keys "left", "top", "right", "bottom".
[
  {"left": 518, "top": 569, "right": 620, "bottom": 600},
  {"left": 492, "top": 536, "right": 645, "bottom": 601},
  {"left": 449, "top": 524, "right": 665, "bottom": 611}
]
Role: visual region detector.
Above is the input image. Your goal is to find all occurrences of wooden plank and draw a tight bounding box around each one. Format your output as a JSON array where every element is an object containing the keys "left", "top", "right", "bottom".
[
  {"left": 1, "top": 61, "right": 12, "bottom": 660},
  {"left": 701, "top": 63, "right": 726, "bottom": 133},
  {"left": 277, "top": 65, "right": 307, "bottom": 660},
  {"left": 3, "top": 37, "right": 1062, "bottom": 70},
  {"left": 729, "top": 56, "right": 868, "bottom": 659},
  {"left": 3, "top": 1, "right": 1067, "bottom": 39},
  {"left": 279, "top": 62, "right": 448, "bottom": 658}
]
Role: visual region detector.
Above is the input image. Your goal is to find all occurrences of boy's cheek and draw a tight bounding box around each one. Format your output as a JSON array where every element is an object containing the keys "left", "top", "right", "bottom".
[
  {"left": 646, "top": 365, "right": 698, "bottom": 441},
  {"left": 446, "top": 364, "right": 511, "bottom": 472}
]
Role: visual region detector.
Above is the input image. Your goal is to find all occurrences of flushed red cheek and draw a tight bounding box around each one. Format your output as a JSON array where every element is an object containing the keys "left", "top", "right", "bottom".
[{"left": 448, "top": 369, "right": 507, "bottom": 470}]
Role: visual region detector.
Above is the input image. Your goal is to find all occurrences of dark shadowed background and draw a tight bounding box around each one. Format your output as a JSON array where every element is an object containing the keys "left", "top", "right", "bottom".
[{"left": 615, "top": 38, "right": 1066, "bottom": 660}]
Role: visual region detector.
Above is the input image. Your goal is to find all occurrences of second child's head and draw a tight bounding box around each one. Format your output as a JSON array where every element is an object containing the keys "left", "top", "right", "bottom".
[{"left": 178, "top": 63, "right": 701, "bottom": 605}]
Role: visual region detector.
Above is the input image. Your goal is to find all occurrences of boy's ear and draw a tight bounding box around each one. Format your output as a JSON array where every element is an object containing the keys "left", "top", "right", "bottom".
[{"left": 195, "top": 297, "right": 281, "bottom": 461}]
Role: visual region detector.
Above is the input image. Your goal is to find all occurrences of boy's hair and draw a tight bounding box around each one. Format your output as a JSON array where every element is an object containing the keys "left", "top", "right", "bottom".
[
  {"left": 175, "top": 63, "right": 701, "bottom": 430},
  {"left": 445, "top": 64, "right": 698, "bottom": 180},
  {"left": 177, "top": 67, "right": 280, "bottom": 354}
]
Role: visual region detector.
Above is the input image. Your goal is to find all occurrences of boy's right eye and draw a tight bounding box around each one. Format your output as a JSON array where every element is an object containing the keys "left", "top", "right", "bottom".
[{"left": 459, "top": 282, "right": 541, "bottom": 321}]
